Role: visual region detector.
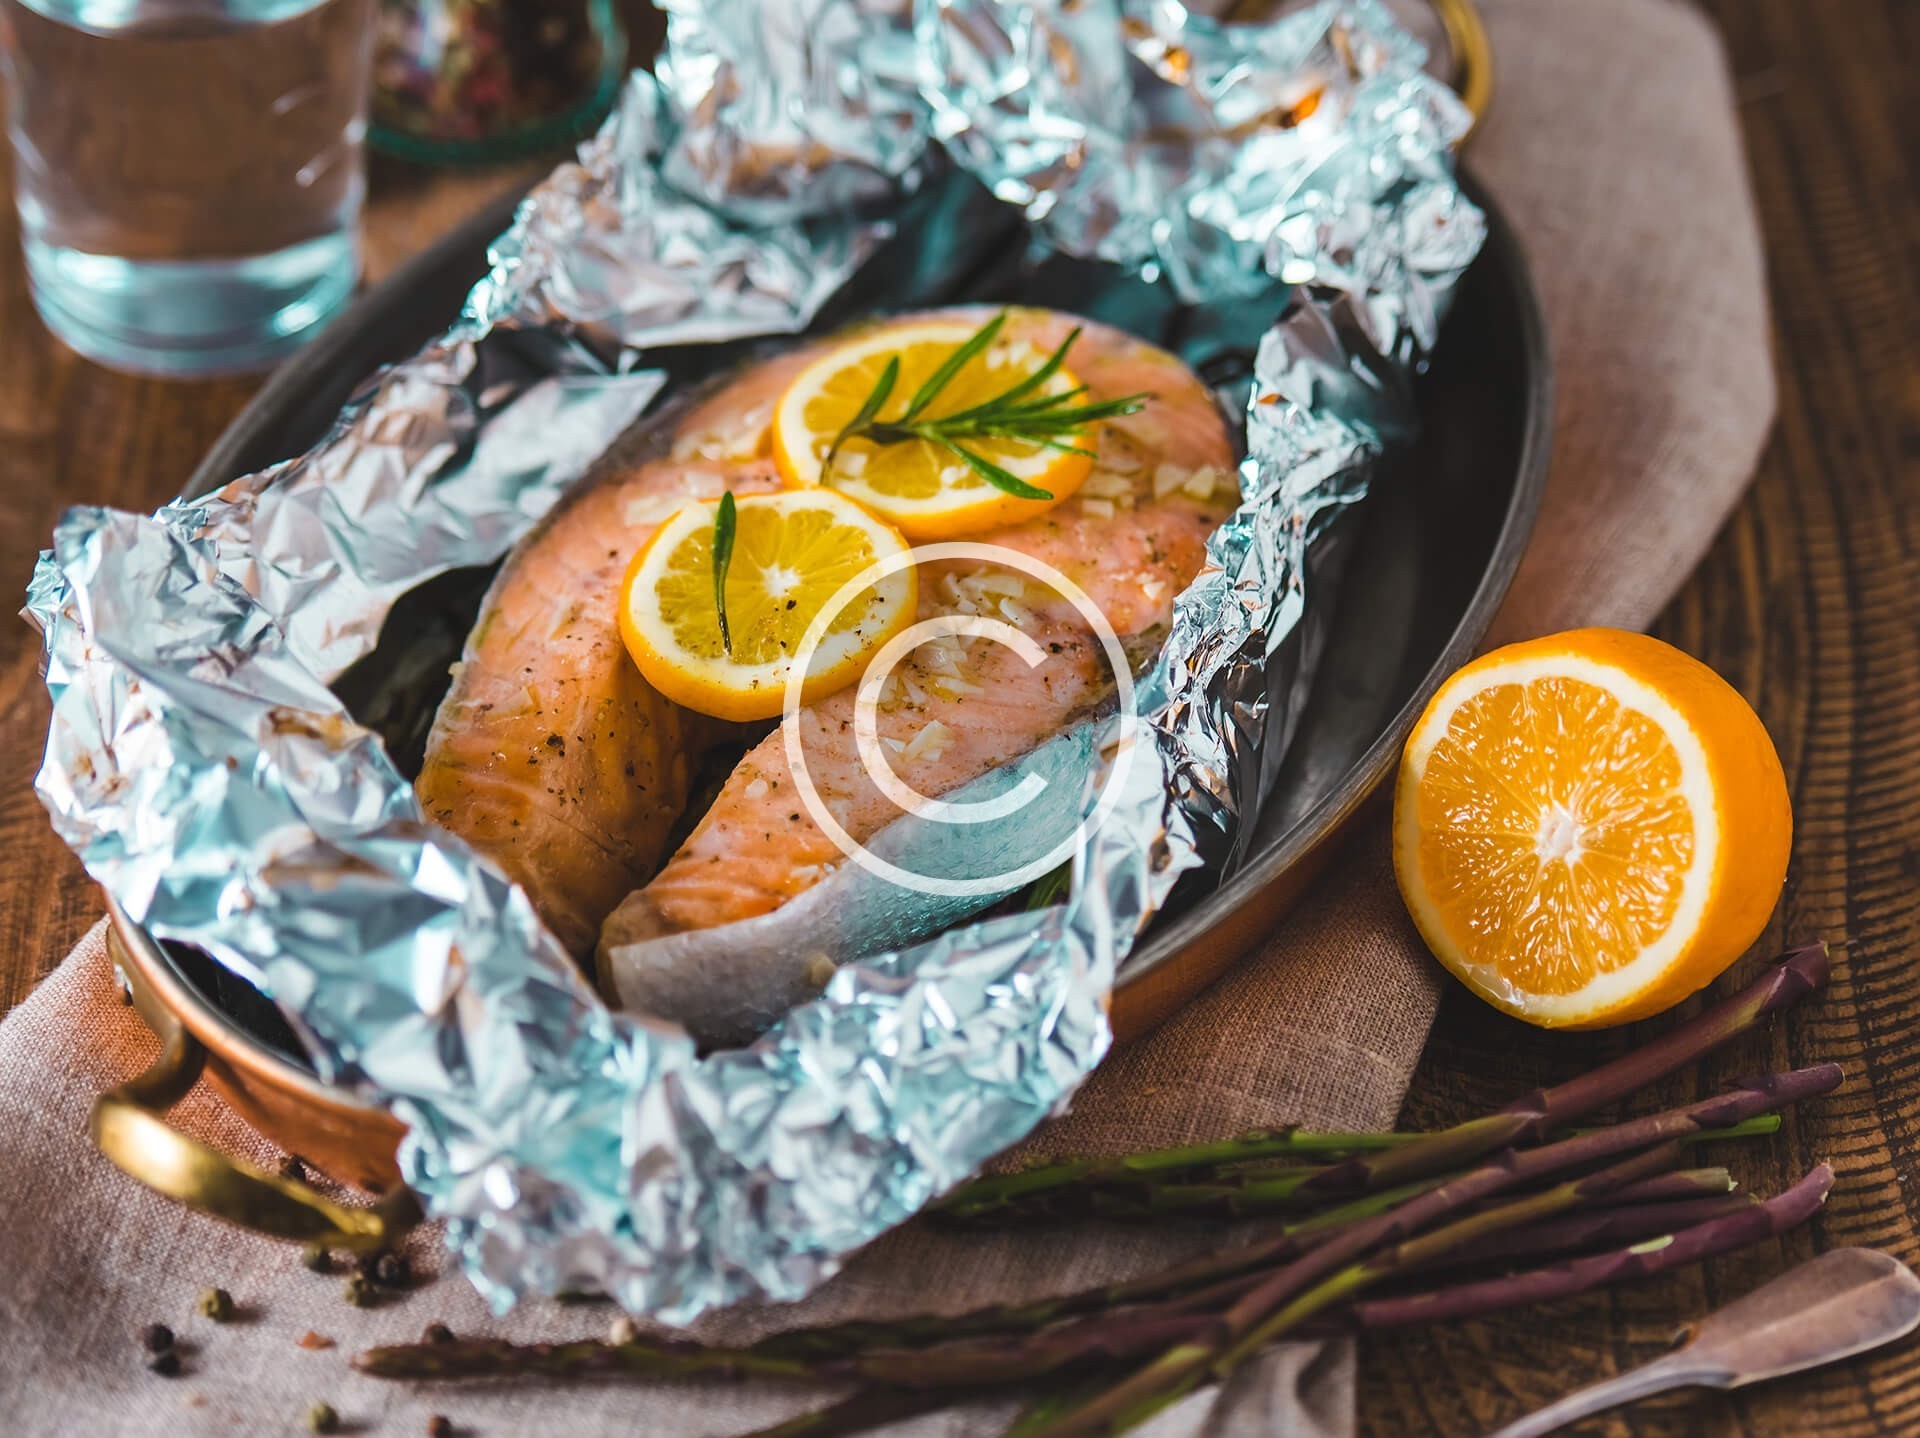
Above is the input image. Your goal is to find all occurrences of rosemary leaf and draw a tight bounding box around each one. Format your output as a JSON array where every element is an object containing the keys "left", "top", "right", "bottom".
[
  {"left": 825, "top": 355, "right": 899, "bottom": 481},
  {"left": 712, "top": 492, "right": 737, "bottom": 657},
  {"left": 901, "top": 312, "right": 1006, "bottom": 422},
  {"left": 941, "top": 326, "right": 1081, "bottom": 421},
  {"left": 951, "top": 445, "right": 1054, "bottom": 502}
]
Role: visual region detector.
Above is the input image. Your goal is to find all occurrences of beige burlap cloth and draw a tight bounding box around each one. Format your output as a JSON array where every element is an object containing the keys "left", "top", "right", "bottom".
[{"left": 0, "top": 1, "right": 1774, "bottom": 1432}]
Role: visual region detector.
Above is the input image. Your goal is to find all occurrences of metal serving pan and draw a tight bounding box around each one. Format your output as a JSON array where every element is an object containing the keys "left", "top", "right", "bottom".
[{"left": 92, "top": 164, "right": 1550, "bottom": 1252}]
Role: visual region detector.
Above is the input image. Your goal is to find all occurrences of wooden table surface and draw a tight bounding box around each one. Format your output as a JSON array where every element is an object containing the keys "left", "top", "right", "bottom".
[{"left": 1, "top": 3, "right": 1913, "bottom": 1434}]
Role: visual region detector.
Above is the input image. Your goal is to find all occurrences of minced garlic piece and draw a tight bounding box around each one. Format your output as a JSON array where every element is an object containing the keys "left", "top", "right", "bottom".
[{"left": 903, "top": 719, "right": 956, "bottom": 763}]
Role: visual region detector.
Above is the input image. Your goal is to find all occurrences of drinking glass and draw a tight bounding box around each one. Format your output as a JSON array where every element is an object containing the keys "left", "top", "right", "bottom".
[{"left": 1, "top": 0, "right": 376, "bottom": 377}]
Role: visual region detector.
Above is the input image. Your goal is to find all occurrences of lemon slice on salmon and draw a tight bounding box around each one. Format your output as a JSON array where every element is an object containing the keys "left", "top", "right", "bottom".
[
  {"left": 1393, "top": 628, "right": 1792, "bottom": 1028},
  {"left": 619, "top": 490, "right": 917, "bottom": 722},
  {"left": 770, "top": 317, "right": 1096, "bottom": 539}
]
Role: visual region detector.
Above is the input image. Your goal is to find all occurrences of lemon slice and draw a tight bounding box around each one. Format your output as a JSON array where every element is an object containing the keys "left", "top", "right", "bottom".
[
  {"left": 1393, "top": 628, "right": 1791, "bottom": 1028},
  {"left": 770, "top": 317, "right": 1094, "bottom": 539},
  {"left": 619, "top": 490, "right": 917, "bottom": 722}
]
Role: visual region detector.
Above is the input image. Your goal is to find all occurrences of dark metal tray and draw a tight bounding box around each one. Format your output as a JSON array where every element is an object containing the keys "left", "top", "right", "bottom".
[{"left": 156, "top": 167, "right": 1549, "bottom": 1056}]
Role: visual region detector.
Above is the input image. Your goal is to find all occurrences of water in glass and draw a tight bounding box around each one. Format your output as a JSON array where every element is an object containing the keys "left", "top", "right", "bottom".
[{"left": 2, "top": 0, "right": 374, "bottom": 375}]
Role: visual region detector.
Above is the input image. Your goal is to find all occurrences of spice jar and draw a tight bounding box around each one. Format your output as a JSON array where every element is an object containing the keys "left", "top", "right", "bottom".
[{"left": 371, "top": 0, "right": 627, "bottom": 163}]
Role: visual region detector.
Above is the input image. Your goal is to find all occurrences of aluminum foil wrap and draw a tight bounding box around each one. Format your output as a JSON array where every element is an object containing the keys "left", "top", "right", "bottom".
[{"left": 26, "top": 0, "right": 1479, "bottom": 1320}]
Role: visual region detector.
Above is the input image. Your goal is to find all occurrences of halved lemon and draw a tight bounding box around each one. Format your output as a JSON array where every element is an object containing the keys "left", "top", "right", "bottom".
[
  {"left": 1393, "top": 628, "right": 1792, "bottom": 1028},
  {"left": 618, "top": 490, "right": 916, "bottom": 722},
  {"left": 770, "top": 317, "right": 1093, "bottom": 539}
]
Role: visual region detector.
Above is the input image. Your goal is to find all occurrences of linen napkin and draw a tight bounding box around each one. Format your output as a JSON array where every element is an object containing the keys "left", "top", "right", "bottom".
[{"left": 0, "top": 1, "right": 1774, "bottom": 1433}]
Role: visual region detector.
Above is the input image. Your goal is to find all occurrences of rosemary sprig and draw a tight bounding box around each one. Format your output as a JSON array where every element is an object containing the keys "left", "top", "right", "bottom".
[
  {"left": 824, "top": 313, "right": 1151, "bottom": 501},
  {"left": 712, "top": 491, "right": 737, "bottom": 657}
]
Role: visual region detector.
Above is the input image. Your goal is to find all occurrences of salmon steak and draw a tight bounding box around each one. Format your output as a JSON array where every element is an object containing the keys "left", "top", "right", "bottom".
[{"left": 417, "top": 307, "right": 1237, "bottom": 1032}]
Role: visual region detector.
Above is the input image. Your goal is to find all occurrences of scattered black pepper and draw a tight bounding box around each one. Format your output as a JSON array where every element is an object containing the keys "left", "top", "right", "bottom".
[
  {"left": 141, "top": 1322, "right": 175, "bottom": 1354},
  {"left": 343, "top": 1273, "right": 377, "bottom": 1308},
  {"left": 277, "top": 1153, "right": 309, "bottom": 1183},
  {"left": 196, "top": 1287, "right": 235, "bottom": 1322},
  {"left": 427, "top": 1416, "right": 454, "bottom": 1438},
  {"left": 303, "top": 1243, "right": 334, "bottom": 1274},
  {"left": 148, "top": 1349, "right": 183, "bottom": 1378},
  {"left": 307, "top": 1400, "right": 340, "bottom": 1434},
  {"left": 422, "top": 1321, "right": 455, "bottom": 1345}
]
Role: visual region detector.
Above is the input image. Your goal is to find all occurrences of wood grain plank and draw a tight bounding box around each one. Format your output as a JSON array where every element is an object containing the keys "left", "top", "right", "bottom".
[{"left": 1360, "top": 1, "right": 1920, "bottom": 1432}]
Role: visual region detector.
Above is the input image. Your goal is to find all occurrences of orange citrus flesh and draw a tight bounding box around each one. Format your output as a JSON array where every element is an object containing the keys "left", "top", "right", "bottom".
[
  {"left": 770, "top": 318, "right": 1092, "bottom": 539},
  {"left": 618, "top": 490, "right": 916, "bottom": 723},
  {"left": 1393, "top": 628, "right": 1791, "bottom": 1028}
]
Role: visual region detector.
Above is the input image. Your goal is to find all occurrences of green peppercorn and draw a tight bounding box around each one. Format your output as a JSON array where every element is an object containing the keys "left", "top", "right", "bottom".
[
  {"left": 196, "top": 1287, "right": 235, "bottom": 1322},
  {"left": 307, "top": 1400, "right": 340, "bottom": 1434},
  {"left": 343, "top": 1272, "right": 377, "bottom": 1308},
  {"left": 302, "top": 1243, "right": 333, "bottom": 1274},
  {"left": 372, "top": 1251, "right": 412, "bottom": 1289}
]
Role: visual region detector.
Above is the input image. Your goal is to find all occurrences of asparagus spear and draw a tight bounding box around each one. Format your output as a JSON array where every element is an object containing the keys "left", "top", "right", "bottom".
[
  {"left": 349, "top": 942, "right": 1836, "bottom": 1438},
  {"left": 1408, "top": 1191, "right": 1758, "bottom": 1274},
  {"left": 940, "top": 940, "right": 1826, "bottom": 1225},
  {"left": 1604, "top": 1166, "right": 1739, "bottom": 1203},
  {"left": 354, "top": 1077, "right": 1829, "bottom": 1393},
  {"left": 1290, "top": 943, "right": 1830, "bottom": 1203},
  {"left": 933, "top": 1128, "right": 1434, "bottom": 1221},
  {"left": 733, "top": 1171, "right": 1832, "bottom": 1438},
  {"left": 1019, "top": 1064, "right": 1842, "bottom": 1438},
  {"left": 937, "top": 1128, "right": 1771, "bottom": 1227},
  {"left": 1352, "top": 1164, "right": 1835, "bottom": 1328}
]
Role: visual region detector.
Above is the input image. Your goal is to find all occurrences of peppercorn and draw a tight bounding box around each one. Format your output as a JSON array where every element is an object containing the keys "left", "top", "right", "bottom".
[
  {"left": 141, "top": 1322, "right": 175, "bottom": 1354},
  {"left": 422, "top": 1321, "right": 455, "bottom": 1345},
  {"left": 148, "top": 1349, "right": 182, "bottom": 1378},
  {"left": 343, "top": 1273, "right": 377, "bottom": 1308},
  {"left": 372, "top": 1250, "right": 412, "bottom": 1290},
  {"left": 307, "top": 1401, "right": 340, "bottom": 1434},
  {"left": 427, "top": 1417, "right": 454, "bottom": 1438},
  {"left": 196, "top": 1287, "right": 235, "bottom": 1322},
  {"left": 278, "top": 1154, "right": 309, "bottom": 1183},
  {"left": 302, "top": 1243, "right": 333, "bottom": 1274}
]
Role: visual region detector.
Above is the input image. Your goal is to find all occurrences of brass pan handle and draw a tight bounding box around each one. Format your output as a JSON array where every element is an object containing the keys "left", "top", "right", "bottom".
[
  {"left": 91, "top": 958, "right": 419, "bottom": 1253},
  {"left": 1428, "top": 0, "right": 1492, "bottom": 142}
]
